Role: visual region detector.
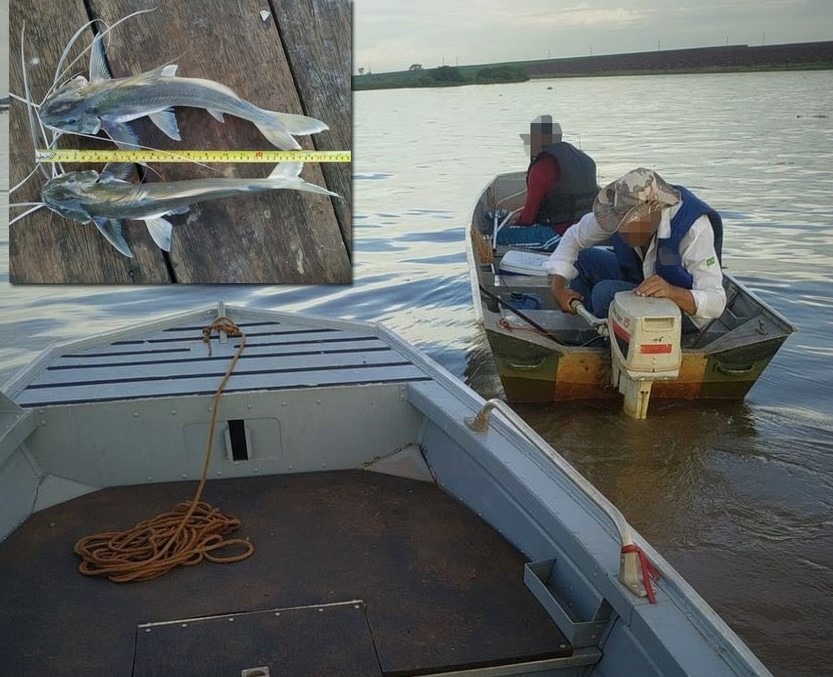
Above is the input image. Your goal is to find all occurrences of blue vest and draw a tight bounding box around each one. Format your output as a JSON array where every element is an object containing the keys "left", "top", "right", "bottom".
[{"left": 611, "top": 186, "right": 723, "bottom": 288}]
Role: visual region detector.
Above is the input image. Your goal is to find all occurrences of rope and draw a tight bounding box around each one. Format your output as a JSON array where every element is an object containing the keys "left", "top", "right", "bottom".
[
  {"left": 621, "top": 544, "right": 660, "bottom": 603},
  {"left": 498, "top": 317, "right": 556, "bottom": 337},
  {"left": 472, "top": 225, "right": 495, "bottom": 265},
  {"left": 74, "top": 317, "right": 254, "bottom": 582}
]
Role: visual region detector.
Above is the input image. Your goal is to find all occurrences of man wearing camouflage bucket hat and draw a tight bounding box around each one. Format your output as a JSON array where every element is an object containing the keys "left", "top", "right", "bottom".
[{"left": 543, "top": 167, "right": 726, "bottom": 328}]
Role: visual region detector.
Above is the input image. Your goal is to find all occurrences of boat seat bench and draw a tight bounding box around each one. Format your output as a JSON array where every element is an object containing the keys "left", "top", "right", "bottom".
[{"left": 0, "top": 470, "right": 584, "bottom": 676}]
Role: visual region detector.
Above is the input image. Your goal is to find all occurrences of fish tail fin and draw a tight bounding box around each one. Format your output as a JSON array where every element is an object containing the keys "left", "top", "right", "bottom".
[
  {"left": 255, "top": 111, "right": 329, "bottom": 149},
  {"left": 265, "top": 163, "right": 341, "bottom": 198}
]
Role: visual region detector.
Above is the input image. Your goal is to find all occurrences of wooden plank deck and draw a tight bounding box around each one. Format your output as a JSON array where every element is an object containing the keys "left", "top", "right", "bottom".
[{"left": 8, "top": 0, "right": 352, "bottom": 284}]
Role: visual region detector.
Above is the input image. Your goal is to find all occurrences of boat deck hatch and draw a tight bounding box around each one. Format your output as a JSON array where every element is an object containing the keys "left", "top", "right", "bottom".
[{"left": 133, "top": 602, "right": 381, "bottom": 677}]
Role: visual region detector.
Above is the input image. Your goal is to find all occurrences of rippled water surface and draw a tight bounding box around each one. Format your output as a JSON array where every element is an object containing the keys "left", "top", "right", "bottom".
[{"left": 3, "top": 70, "right": 833, "bottom": 675}]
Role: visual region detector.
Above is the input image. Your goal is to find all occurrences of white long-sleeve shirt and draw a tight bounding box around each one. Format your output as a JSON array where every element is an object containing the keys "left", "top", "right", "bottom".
[{"left": 543, "top": 202, "right": 727, "bottom": 326}]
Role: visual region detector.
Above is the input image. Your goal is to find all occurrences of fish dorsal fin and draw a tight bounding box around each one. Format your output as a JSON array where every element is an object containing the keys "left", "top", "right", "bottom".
[
  {"left": 92, "top": 217, "right": 134, "bottom": 258},
  {"left": 143, "top": 217, "right": 174, "bottom": 252},
  {"left": 268, "top": 162, "right": 304, "bottom": 180},
  {"left": 116, "top": 63, "right": 179, "bottom": 88},
  {"left": 89, "top": 33, "right": 112, "bottom": 81},
  {"left": 148, "top": 109, "right": 182, "bottom": 140}
]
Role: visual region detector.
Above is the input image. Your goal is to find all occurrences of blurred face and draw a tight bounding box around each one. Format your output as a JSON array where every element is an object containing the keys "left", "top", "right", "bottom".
[
  {"left": 619, "top": 210, "right": 662, "bottom": 247},
  {"left": 529, "top": 130, "right": 553, "bottom": 156}
]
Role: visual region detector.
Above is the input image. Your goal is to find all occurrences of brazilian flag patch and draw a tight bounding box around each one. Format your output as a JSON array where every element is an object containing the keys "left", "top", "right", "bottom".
[{"left": 706, "top": 256, "right": 716, "bottom": 267}]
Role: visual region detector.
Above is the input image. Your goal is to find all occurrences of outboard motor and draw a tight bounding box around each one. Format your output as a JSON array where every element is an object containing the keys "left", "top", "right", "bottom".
[{"left": 607, "top": 293, "right": 682, "bottom": 418}]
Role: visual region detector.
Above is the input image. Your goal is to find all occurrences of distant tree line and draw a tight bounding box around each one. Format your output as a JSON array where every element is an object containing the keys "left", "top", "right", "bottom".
[
  {"left": 418, "top": 65, "right": 466, "bottom": 85},
  {"left": 417, "top": 64, "right": 529, "bottom": 87},
  {"left": 353, "top": 63, "right": 530, "bottom": 90},
  {"left": 474, "top": 65, "right": 529, "bottom": 83}
]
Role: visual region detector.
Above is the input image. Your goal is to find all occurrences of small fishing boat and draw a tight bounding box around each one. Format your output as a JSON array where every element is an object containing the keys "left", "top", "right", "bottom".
[
  {"left": 467, "top": 171, "right": 796, "bottom": 409},
  {"left": 0, "top": 303, "right": 770, "bottom": 675}
]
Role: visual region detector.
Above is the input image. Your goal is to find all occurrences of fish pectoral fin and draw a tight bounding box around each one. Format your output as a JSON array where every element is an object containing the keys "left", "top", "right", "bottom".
[
  {"left": 89, "top": 33, "right": 112, "bottom": 81},
  {"left": 143, "top": 217, "right": 174, "bottom": 252},
  {"left": 165, "top": 205, "right": 191, "bottom": 216},
  {"left": 101, "top": 120, "right": 141, "bottom": 151},
  {"left": 207, "top": 109, "right": 225, "bottom": 123},
  {"left": 148, "top": 109, "right": 182, "bottom": 141},
  {"left": 101, "top": 162, "right": 135, "bottom": 182},
  {"left": 93, "top": 217, "right": 134, "bottom": 258}
]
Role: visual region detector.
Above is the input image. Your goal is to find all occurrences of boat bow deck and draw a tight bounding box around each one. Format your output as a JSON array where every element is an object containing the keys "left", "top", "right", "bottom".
[{"left": 8, "top": 310, "right": 432, "bottom": 408}]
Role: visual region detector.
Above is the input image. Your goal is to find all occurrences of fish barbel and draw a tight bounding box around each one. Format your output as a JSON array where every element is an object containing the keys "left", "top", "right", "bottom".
[
  {"left": 40, "top": 162, "right": 339, "bottom": 257},
  {"left": 39, "top": 34, "right": 328, "bottom": 150}
]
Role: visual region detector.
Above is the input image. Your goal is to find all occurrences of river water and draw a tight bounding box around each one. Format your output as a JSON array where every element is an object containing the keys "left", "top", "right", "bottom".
[{"left": 3, "top": 70, "right": 833, "bottom": 675}]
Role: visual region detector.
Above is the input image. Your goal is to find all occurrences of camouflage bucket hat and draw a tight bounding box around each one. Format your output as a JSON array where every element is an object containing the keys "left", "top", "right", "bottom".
[{"left": 593, "top": 168, "right": 681, "bottom": 234}]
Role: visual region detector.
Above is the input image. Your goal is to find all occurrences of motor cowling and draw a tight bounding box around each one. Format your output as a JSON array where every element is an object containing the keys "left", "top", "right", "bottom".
[{"left": 608, "top": 293, "right": 682, "bottom": 418}]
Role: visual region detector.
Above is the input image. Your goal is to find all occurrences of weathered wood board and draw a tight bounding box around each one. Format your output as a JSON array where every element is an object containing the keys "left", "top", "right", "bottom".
[{"left": 8, "top": 0, "right": 352, "bottom": 284}]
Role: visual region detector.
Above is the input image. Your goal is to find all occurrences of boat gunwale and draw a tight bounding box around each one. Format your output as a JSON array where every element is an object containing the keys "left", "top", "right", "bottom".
[{"left": 410, "top": 380, "right": 773, "bottom": 676}]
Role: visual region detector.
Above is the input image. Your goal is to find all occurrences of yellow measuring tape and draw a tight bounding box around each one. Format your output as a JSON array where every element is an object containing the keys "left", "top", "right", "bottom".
[{"left": 35, "top": 149, "right": 351, "bottom": 163}]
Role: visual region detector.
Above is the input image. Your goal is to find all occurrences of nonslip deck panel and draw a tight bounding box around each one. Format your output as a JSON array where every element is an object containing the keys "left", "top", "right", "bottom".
[
  {"left": 133, "top": 603, "right": 382, "bottom": 677},
  {"left": 0, "top": 471, "right": 571, "bottom": 676},
  {"left": 14, "top": 321, "right": 432, "bottom": 407}
]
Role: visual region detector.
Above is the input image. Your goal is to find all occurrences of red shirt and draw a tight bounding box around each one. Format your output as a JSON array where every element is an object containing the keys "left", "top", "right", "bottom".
[{"left": 516, "top": 155, "right": 571, "bottom": 235}]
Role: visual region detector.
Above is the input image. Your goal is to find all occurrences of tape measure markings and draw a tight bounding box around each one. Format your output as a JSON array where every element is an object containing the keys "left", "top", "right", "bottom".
[{"left": 35, "top": 149, "right": 352, "bottom": 163}]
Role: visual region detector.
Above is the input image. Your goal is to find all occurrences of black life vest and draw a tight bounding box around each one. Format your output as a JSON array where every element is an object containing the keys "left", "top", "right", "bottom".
[{"left": 527, "top": 142, "right": 598, "bottom": 225}]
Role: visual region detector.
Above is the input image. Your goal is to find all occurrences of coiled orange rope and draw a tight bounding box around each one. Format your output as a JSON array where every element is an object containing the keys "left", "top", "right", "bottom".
[{"left": 73, "top": 317, "right": 255, "bottom": 582}]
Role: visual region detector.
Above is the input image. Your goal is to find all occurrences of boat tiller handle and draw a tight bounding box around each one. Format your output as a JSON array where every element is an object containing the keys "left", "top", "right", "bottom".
[{"left": 570, "top": 300, "right": 608, "bottom": 334}]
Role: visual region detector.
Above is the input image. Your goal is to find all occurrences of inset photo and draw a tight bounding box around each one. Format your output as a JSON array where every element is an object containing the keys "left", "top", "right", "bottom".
[{"left": 8, "top": 0, "right": 352, "bottom": 284}]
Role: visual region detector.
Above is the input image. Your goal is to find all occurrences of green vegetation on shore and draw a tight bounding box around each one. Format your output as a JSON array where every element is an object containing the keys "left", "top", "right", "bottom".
[
  {"left": 353, "top": 41, "right": 833, "bottom": 92},
  {"left": 354, "top": 64, "right": 528, "bottom": 91}
]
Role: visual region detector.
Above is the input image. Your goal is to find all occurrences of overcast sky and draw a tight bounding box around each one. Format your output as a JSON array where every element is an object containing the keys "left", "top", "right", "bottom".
[
  {"left": 355, "top": 0, "right": 833, "bottom": 73},
  {"left": 2, "top": 1, "right": 831, "bottom": 89}
]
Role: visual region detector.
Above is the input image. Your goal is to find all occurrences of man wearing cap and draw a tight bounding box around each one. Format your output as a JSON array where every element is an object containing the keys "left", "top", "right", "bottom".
[
  {"left": 544, "top": 167, "right": 726, "bottom": 329},
  {"left": 496, "top": 115, "right": 598, "bottom": 251}
]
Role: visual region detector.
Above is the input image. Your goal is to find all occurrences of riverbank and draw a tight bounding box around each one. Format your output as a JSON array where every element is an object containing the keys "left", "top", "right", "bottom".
[{"left": 353, "top": 40, "right": 833, "bottom": 91}]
